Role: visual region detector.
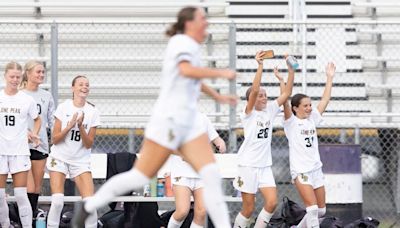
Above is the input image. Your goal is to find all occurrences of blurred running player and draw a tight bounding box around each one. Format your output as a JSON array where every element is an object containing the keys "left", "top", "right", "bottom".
[
  {"left": 233, "top": 52, "right": 295, "bottom": 228},
  {"left": 20, "top": 60, "right": 55, "bottom": 221},
  {"left": 169, "top": 113, "right": 226, "bottom": 228},
  {"left": 73, "top": 6, "right": 236, "bottom": 228},
  {"left": 46, "top": 75, "right": 100, "bottom": 228},
  {"left": 283, "top": 63, "right": 336, "bottom": 228},
  {"left": 0, "top": 61, "right": 41, "bottom": 228}
]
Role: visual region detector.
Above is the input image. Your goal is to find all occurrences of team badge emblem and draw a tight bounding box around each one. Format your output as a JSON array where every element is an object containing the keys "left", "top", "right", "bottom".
[
  {"left": 168, "top": 129, "right": 175, "bottom": 142},
  {"left": 50, "top": 158, "right": 57, "bottom": 168},
  {"left": 237, "top": 177, "right": 244, "bottom": 187}
]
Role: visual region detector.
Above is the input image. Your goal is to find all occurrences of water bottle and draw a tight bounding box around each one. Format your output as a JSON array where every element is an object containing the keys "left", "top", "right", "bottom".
[
  {"left": 36, "top": 211, "right": 46, "bottom": 228},
  {"left": 143, "top": 184, "right": 151, "bottom": 197},
  {"left": 164, "top": 172, "right": 173, "bottom": 197},
  {"left": 157, "top": 179, "right": 165, "bottom": 197},
  {"left": 150, "top": 177, "right": 158, "bottom": 197},
  {"left": 285, "top": 54, "right": 299, "bottom": 69}
]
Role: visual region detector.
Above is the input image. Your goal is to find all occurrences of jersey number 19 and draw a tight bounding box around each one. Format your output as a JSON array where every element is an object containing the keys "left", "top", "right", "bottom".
[{"left": 4, "top": 115, "right": 15, "bottom": 126}]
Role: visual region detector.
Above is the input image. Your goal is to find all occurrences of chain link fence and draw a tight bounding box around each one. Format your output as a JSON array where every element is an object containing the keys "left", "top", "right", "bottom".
[{"left": 1, "top": 21, "right": 400, "bottom": 225}]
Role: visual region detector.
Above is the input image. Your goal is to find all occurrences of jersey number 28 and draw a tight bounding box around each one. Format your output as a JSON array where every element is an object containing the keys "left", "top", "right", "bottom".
[{"left": 257, "top": 128, "right": 269, "bottom": 139}]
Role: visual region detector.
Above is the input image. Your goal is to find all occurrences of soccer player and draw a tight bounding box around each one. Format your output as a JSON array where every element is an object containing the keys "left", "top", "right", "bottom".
[
  {"left": 233, "top": 51, "right": 295, "bottom": 228},
  {"left": 46, "top": 75, "right": 100, "bottom": 228},
  {"left": 20, "top": 60, "right": 55, "bottom": 220},
  {"left": 169, "top": 113, "right": 226, "bottom": 228},
  {"left": 283, "top": 63, "right": 336, "bottom": 228},
  {"left": 73, "top": 6, "right": 236, "bottom": 228},
  {"left": 0, "top": 61, "right": 41, "bottom": 228}
]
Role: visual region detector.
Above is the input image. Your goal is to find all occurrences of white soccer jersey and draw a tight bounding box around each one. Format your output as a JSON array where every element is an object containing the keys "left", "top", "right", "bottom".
[
  {"left": 151, "top": 34, "right": 202, "bottom": 127},
  {"left": 237, "top": 100, "right": 281, "bottom": 167},
  {"left": 23, "top": 89, "right": 55, "bottom": 154},
  {"left": 50, "top": 99, "right": 100, "bottom": 165},
  {"left": 171, "top": 113, "right": 219, "bottom": 178},
  {"left": 0, "top": 90, "right": 38, "bottom": 156},
  {"left": 283, "top": 107, "right": 323, "bottom": 174}
]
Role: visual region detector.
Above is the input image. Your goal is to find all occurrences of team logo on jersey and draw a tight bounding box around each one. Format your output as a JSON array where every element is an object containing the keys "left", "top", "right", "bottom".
[
  {"left": 237, "top": 177, "right": 244, "bottom": 187},
  {"left": 256, "top": 120, "right": 270, "bottom": 128},
  {"left": 174, "top": 177, "right": 181, "bottom": 182},
  {"left": 300, "top": 173, "right": 308, "bottom": 182},
  {"left": 168, "top": 129, "right": 175, "bottom": 142},
  {"left": 50, "top": 158, "right": 57, "bottom": 168}
]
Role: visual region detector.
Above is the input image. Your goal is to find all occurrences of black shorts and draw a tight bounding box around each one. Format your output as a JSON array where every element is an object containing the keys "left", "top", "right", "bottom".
[{"left": 30, "top": 149, "right": 48, "bottom": 160}]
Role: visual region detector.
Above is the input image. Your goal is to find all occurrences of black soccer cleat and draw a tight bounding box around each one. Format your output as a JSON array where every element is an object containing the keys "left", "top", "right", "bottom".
[{"left": 71, "top": 201, "right": 90, "bottom": 228}]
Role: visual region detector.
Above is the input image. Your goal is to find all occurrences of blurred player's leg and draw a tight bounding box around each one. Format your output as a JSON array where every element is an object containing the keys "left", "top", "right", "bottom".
[
  {"left": 72, "top": 139, "right": 171, "bottom": 227},
  {"left": 180, "top": 133, "right": 231, "bottom": 228}
]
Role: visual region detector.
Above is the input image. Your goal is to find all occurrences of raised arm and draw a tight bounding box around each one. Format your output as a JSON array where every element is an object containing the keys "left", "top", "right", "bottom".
[
  {"left": 275, "top": 62, "right": 295, "bottom": 106},
  {"left": 179, "top": 62, "right": 235, "bottom": 80},
  {"left": 201, "top": 83, "right": 237, "bottom": 106},
  {"left": 317, "top": 62, "right": 335, "bottom": 114},
  {"left": 245, "top": 51, "right": 265, "bottom": 114},
  {"left": 274, "top": 66, "right": 293, "bottom": 120}
]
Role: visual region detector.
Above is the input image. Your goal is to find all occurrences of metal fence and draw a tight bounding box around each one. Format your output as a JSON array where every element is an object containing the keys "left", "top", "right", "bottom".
[{"left": 1, "top": 20, "right": 400, "bottom": 225}]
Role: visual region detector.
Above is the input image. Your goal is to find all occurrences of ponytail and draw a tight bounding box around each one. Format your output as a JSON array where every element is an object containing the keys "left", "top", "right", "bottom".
[{"left": 166, "top": 6, "right": 198, "bottom": 37}]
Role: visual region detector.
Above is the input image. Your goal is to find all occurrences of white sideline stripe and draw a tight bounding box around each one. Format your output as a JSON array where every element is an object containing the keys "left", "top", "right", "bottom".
[
  {"left": 0, "top": 56, "right": 229, "bottom": 62},
  {"left": 0, "top": 2, "right": 229, "bottom": 8},
  {"left": 5, "top": 195, "right": 242, "bottom": 203}
]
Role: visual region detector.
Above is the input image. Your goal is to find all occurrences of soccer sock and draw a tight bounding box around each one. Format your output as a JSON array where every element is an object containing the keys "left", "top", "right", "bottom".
[
  {"left": 305, "top": 205, "right": 319, "bottom": 228},
  {"left": 14, "top": 187, "right": 33, "bottom": 228},
  {"left": 83, "top": 197, "right": 98, "bottom": 228},
  {"left": 190, "top": 222, "right": 203, "bottom": 228},
  {"left": 85, "top": 168, "right": 149, "bottom": 213},
  {"left": 168, "top": 214, "right": 184, "bottom": 228},
  {"left": 254, "top": 208, "right": 273, "bottom": 228},
  {"left": 233, "top": 212, "right": 250, "bottom": 228},
  {"left": 47, "top": 193, "right": 64, "bottom": 228},
  {"left": 198, "top": 163, "right": 231, "bottom": 228},
  {"left": 318, "top": 207, "right": 326, "bottom": 218},
  {"left": 27, "top": 193, "right": 39, "bottom": 217},
  {"left": 0, "top": 188, "right": 10, "bottom": 228}
]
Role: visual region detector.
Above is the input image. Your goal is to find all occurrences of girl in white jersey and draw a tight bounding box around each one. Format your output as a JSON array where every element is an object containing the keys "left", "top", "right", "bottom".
[
  {"left": 73, "top": 7, "right": 236, "bottom": 228},
  {"left": 283, "top": 63, "right": 335, "bottom": 228},
  {"left": 233, "top": 52, "right": 295, "bottom": 228},
  {"left": 168, "top": 113, "right": 226, "bottom": 228},
  {"left": 0, "top": 62, "right": 41, "bottom": 228},
  {"left": 20, "top": 60, "right": 55, "bottom": 220},
  {"left": 46, "top": 75, "right": 100, "bottom": 228}
]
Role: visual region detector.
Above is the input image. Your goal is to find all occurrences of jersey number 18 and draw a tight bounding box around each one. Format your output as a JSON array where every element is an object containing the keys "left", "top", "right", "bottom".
[{"left": 71, "top": 130, "right": 81, "bottom": 141}]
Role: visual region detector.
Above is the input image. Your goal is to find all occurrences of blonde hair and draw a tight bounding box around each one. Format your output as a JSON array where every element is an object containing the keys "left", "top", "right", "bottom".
[
  {"left": 4, "top": 61, "right": 22, "bottom": 76},
  {"left": 20, "top": 60, "right": 44, "bottom": 89}
]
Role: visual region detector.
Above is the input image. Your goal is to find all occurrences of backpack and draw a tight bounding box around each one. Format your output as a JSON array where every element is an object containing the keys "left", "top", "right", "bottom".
[
  {"left": 281, "top": 196, "right": 306, "bottom": 226},
  {"left": 98, "top": 210, "right": 125, "bottom": 228},
  {"left": 320, "top": 216, "right": 344, "bottom": 228},
  {"left": 344, "top": 217, "right": 380, "bottom": 228}
]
